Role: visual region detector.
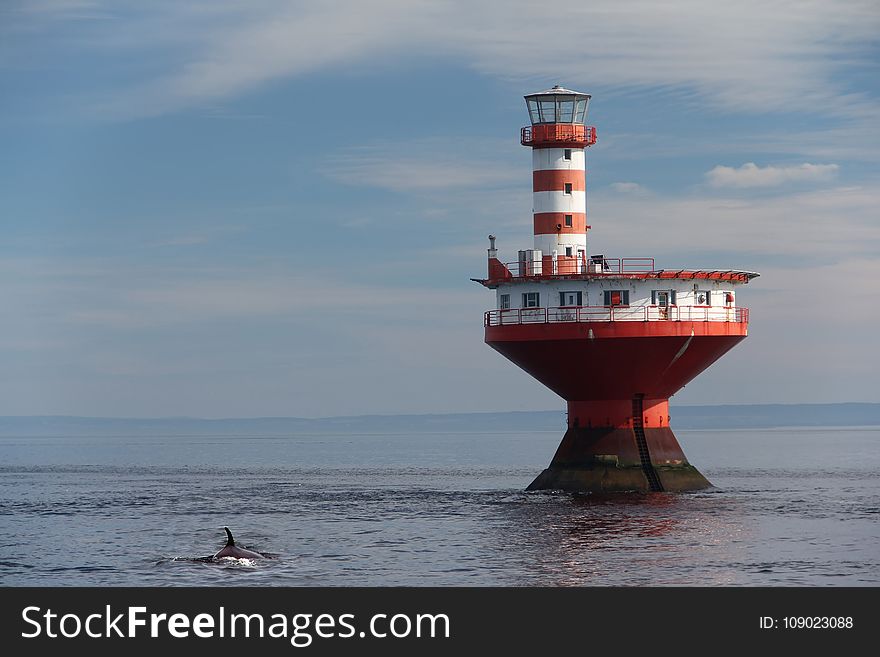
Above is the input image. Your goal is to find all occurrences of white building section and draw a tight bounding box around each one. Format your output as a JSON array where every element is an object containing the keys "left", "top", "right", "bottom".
[
  {"left": 532, "top": 234, "right": 587, "bottom": 258},
  {"left": 533, "top": 191, "right": 586, "bottom": 214},
  {"left": 532, "top": 148, "right": 586, "bottom": 171},
  {"left": 494, "top": 278, "right": 738, "bottom": 311},
  {"left": 489, "top": 276, "right": 745, "bottom": 326}
]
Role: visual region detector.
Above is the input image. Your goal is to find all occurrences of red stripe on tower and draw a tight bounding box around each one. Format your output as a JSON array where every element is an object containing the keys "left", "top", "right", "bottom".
[
  {"left": 532, "top": 170, "right": 586, "bottom": 192},
  {"left": 532, "top": 212, "right": 587, "bottom": 234}
]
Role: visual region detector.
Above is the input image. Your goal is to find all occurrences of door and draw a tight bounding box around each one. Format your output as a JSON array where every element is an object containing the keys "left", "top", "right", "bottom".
[
  {"left": 559, "top": 291, "right": 581, "bottom": 321},
  {"left": 656, "top": 291, "right": 670, "bottom": 319}
]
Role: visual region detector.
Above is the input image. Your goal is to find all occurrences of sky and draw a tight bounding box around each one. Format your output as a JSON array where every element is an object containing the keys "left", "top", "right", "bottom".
[{"left": 1, "top": 0, "right": 879, "bottom": 418}]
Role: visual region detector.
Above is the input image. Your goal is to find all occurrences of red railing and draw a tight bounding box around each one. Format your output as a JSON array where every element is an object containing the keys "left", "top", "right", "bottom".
[
  {"left": 502, "top": 257, "right": 655, "bottom": 277},
  {"left": 587, "top": 258, "right": 655, "bottom": 273},
  {"left": 485, "top": 305, "right": 749, "bottom": 326},
  {"left": 521, "top": 124, "right": 597, "bottom": 147}
]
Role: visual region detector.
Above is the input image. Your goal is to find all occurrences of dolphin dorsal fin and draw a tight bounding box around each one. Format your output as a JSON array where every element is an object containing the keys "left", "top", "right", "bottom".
[{"left": 224, "top": 527, "right": 235, "bottom": 546}]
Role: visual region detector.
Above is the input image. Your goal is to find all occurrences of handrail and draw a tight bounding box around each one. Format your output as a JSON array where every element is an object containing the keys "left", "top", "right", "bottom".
[
  {"left": 485, "top": 305, "right": 749, "bottom": 326},
  {"left": 501, "top": 257, "right": 655, "bottom": 277},
  {"left": 521, "top": 124, "right": 597, "bottom": 146}
]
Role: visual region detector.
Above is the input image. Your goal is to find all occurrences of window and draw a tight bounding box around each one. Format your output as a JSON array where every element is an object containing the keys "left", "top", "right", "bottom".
[
  {"left": 695, "top": 290, "right": 711, "bottom": 306},
  {"left": 574, "top": 98, "right": 588, "bottom": 123},
  {"left": 560, "top": 291, "right": 582, "bottom": 306},
  {"left": 499, "top": 294, "right": 510, "bottom": 310},
  {"left": 522, "top": 292, "right": 540, "bottom": 308},
  {"left": 603, "top": 290, "right": 630, "bottom": 306},
  {"left": 558, "top": 99, "right": 574, "bottom": 122},
  {"left": 651, "top": 290, "right": 677, "bottom": 305},
  {"left": 527, "top": 99, "right": 540, "bottom": 124},
  {"left": 564, "top": 149, "right": 572, "bottom": 161},
  {"left": 565, "top": 246, "right": 573, "bottom": 257},
  {"left": 564, "top": 214, "right": 573, "bottom": 227},
  {"left": 564, "top": 183, "right": 573, "bottom": 195},
  {"left": 538, "top": 99, "right": 556, "bottom": 123}
]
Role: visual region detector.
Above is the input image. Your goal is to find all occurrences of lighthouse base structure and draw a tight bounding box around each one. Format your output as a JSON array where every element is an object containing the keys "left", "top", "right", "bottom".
[
  {"left": 485, "top": 321, "right": 749, "bottom": 493},
  {"left": 528, "top": 398, "right": 711, "bottom": 492},
  {"left": 527, "top": 424, "right": 711, "bottom": 493}
]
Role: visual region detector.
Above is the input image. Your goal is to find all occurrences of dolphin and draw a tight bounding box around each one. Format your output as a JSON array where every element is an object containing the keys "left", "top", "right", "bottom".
[{"left": 212, "top": 527, "right": 266, "bottom": 560}]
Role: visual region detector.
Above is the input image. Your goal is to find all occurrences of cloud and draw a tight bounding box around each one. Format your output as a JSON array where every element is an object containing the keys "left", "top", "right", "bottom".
[
  {"left": 593, "top": 121, "right": 880, "bottom": 165},
  {"left": 11, "top": 1, "right": 877, "bottom": 119},
  {"left": 78, "top": 1, "right": 438, "bottom": 118},
  {"left": 10, "top": 0, "right": 102, "bottom": 16},
  {"left": 705, "top": 162, "right": 840, "bottom": 188},
  {"left": 146, "top": 224, "right": 247, "bottom": 248},
  {"left": 322, "top": 139, "right": 523, "bottom": 192},
  {"left": 0, "top": 253, "right": 520, "bottom": 416},
  {"left": 67, "top": 278, "right": 464, "bottom": 327},
  {"left": 679, "top": 254, "right": 880, "bottom": 404},
  {"left": 610, "top": 182, "right": 647, "bottom": 195},
  {"left": 588, "top": 183, "right": 880, "bottom": 260},
  {"left": 149, "top": 234, "right": 210, "bottom": 247}
]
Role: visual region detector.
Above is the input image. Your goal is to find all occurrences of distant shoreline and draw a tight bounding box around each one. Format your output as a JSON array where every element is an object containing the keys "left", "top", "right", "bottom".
[{"left": 1, "top": 403, "right": 878, "bottom": 436}]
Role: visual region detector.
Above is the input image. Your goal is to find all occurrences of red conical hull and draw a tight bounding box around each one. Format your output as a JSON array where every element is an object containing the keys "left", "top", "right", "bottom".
[{"left": 486, "top": 321, "right": 746, "bottom": 402}]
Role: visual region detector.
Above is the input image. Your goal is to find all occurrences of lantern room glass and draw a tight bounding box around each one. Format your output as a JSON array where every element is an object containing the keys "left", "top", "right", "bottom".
[
  {"left": 575, "top": 98, "right": 587, "bottom": 122},
  {"left": 538, "top": 99, "right": 556, "bottom": 122},
  {"left": 525, "top": 93, "right": 590, "bottom": 125},
  {"left": 558, "top": 99, "right": 574, "bottom": 122},
  {"left": 527, "top": 99, "right": 540, "bottom": 124}
]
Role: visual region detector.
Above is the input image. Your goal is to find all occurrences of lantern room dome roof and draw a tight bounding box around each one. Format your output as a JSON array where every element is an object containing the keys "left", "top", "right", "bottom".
[{"left": 525, "top": 85, "right": 590, "bottom": 98}]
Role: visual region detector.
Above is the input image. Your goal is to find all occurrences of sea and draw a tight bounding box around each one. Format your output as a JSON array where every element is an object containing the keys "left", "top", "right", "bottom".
[{"left": 1, "top": 426, "right": 878, "bottom": 586}]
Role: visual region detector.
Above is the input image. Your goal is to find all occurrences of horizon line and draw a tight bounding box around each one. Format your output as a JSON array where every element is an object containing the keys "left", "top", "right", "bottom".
[{"left": 2, "top": 401, "right": 878, "bottom": 422}]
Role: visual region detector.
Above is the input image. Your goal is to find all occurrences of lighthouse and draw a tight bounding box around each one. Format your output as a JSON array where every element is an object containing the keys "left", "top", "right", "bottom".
[{"left": 475, "top": 86, "right": 759, "bottom": 492}]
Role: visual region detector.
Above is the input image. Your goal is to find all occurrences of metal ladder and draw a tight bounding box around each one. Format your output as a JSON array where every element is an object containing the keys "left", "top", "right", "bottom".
[{"left": 632, "top": 396, "right": 664, "bottom": 492}]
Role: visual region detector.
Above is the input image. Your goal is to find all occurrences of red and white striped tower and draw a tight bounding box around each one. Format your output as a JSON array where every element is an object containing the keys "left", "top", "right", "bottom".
[{"left": 522, "top": 86, "right": 597, "bottom": 276}]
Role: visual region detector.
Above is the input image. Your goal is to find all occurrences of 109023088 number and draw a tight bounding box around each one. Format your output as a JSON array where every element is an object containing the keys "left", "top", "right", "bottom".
[{"left": 782, "top": 617, "right": 853, "bottom": 629}]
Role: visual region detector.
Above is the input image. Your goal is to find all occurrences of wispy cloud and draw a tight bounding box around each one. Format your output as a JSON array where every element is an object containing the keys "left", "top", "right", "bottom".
[
  {"left": 610, "top": 182, "right": 647, "bottom": 195},
  {"left": 0, "top": 254, "right": 507, "bottom": 415},
  {"left": 322, "top": 139, "right": 522, "bottom": 192},
  {"left": 42, "top": 268, "right": 477, "bottom": 329},
  {"left": 705, "top": 162, "right": 840, "bottom": 188},
  {"left": 146, "top": 224, "right": 248, "bottom": 248},
  {"left": 149, "top": 234, "right": 210, "bottom": 247},
  {"left": 10, "top": 1, "right": 877, "bottom": 120},
  {"left": 589, "top": 183, "right": 880, "bottom": 260},
  {"left": 8, "top": 0, "right": 103, "bottom": 17}
]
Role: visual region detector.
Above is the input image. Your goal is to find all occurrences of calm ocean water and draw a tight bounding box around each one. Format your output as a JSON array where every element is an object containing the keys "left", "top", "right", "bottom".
[{"left": 1, "top": 427, "right": 878, "bottom": 586}]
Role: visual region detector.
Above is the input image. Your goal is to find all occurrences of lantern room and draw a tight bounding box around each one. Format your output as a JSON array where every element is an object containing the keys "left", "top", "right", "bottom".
[
  {"left": 521, "top": 86, "right": 596, "bottom": 148},
  {"left": 524, "top": 85, "right": 591, "bottom": 125}
]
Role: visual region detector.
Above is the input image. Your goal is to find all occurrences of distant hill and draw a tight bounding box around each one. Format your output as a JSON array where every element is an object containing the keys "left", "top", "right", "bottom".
[
  {"left": 0, "top": 403, "right": 878, "bottom": 436},
  {"left": 671, "top": 403, "right": 880, "bottom": 429}
]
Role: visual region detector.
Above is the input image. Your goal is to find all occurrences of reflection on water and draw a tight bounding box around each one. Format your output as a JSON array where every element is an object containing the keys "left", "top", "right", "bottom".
[{"left": 481, "top": 490, "right": 752, "bottom": 586}]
